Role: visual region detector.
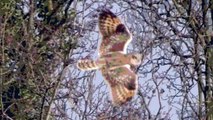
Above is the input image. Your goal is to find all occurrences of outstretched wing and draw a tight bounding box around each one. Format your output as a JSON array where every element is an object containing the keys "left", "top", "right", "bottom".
[
  {"left": 99, "top": 9, "right": 132, "bottom": 56},
  {"left": 101, "top": 66, "right": 138, "bottom": 105}
]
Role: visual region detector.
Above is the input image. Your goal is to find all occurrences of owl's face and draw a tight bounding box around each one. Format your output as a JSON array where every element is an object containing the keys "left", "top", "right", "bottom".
[{"left": 130, "top": 53, "right": 142, "bottom": 66}]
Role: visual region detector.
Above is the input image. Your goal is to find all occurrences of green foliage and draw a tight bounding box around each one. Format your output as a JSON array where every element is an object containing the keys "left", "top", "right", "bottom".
[
  {"left": 0, "top": 0, "right": 15, "bottom": 15},
  {"left": 208, "top": 101, "right": 213, "bottom": 115},
  {"left": 0, "top": 0, "right": 77, "bottom": 119}
]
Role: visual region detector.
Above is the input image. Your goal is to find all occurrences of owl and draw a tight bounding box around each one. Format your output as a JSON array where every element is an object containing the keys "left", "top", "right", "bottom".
[{"left": 77, "top": 9, "right": 142, "bottom": 105}]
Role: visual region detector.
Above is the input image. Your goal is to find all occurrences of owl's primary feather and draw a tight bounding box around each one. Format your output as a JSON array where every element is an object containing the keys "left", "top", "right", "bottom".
[
  {"left": 98, "top": 9, "right": 132, "bottom": 56},
  {"left": 99, "top": 9, "right": 121, "bottom": 37},
  {"left": 101, "top": 66, "right": 138, "bottom": 105}
]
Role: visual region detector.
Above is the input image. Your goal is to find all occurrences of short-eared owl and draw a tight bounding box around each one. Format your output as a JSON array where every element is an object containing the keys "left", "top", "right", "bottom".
[{"left": 77, "top": 9, "right": 142, "bottom": 105}]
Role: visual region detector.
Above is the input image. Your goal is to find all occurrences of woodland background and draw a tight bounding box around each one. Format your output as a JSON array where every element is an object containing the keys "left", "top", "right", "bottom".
[{"left": 0, "top": 0, "right": 213, "bottom": 120}]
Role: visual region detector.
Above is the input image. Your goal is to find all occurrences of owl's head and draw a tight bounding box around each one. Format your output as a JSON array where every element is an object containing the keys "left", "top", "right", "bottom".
[{"left": 130, "top": 53, "right": 142, "bottom": 66}]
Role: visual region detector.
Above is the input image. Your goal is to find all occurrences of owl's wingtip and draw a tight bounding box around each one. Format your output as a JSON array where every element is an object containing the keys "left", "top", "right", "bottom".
[{"left": 98, "top": 8, "right": 116, "bottom": 18}]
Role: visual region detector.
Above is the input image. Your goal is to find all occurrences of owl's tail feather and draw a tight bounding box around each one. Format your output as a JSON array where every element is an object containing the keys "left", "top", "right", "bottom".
[{"left": 77, "top": 59, "right": 105, "bottom": 71}]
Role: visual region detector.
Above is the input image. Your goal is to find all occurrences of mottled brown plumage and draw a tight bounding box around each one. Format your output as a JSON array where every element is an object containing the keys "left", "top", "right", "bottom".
[
  {"left": 98, "top": 9, "right": 132, "bottom": 56},
  {"left": 77, "top": 9, "right": 142, "bottom": 106}
]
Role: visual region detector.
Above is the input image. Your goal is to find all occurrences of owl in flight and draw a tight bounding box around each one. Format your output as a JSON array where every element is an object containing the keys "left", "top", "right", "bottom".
[{"left": 77, "top": 9, "right": 142, "bottom": 105}]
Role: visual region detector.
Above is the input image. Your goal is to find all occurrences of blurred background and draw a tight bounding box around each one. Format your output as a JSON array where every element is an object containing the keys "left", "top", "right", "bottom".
[{"left": 0, "top": 0, "right": 213, "bottom": 119}]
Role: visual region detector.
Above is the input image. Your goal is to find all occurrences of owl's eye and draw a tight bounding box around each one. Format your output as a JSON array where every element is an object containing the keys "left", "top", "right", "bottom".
[{"left": 132, "top": 55, "right": 137, "bottom": 59}]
